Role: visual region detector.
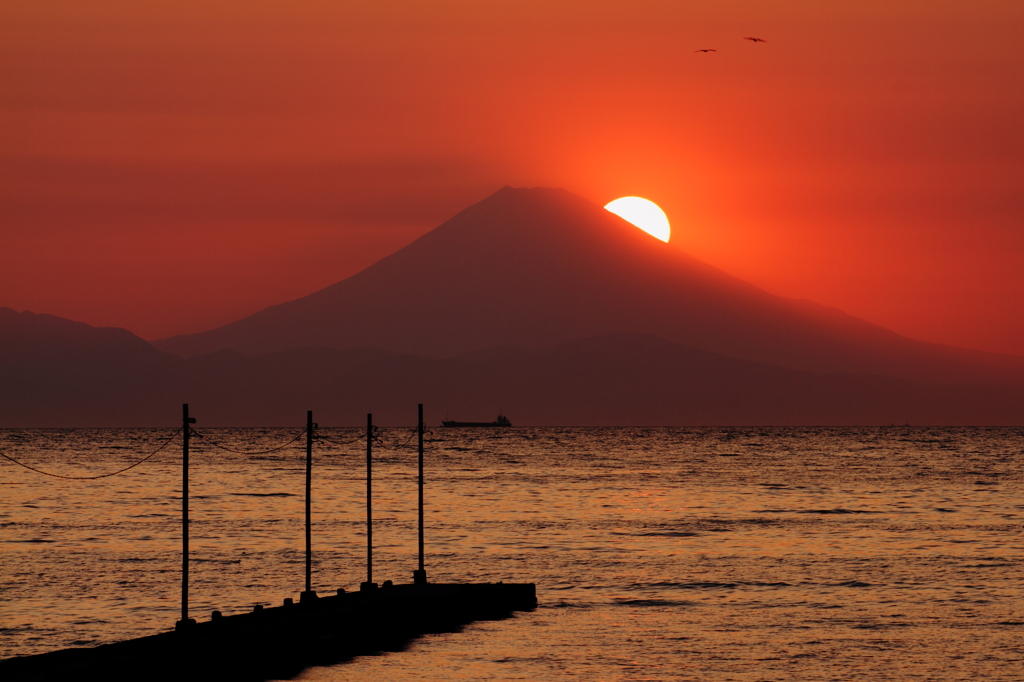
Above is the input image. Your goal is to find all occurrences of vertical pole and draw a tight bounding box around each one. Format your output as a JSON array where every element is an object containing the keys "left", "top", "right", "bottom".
[
  {"left": 367, "top": 413, "right": 372, "bottom": 586},
  {"left": 361, "top": 413, "right": 374, "bottom": 590},
  {"left": 304, "top": 410, "right": 313, "bottom": 597},
  {"left": 176, "top": 404, "right": 194, "bottom": 630},
  {"left": 414, "top": 404, "right": 427, "bottom": 585}
]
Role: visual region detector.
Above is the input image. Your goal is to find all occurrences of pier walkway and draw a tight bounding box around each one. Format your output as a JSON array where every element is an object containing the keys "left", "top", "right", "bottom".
[{"left": 0, "top": 582, "right": 537, "bottom": 681}]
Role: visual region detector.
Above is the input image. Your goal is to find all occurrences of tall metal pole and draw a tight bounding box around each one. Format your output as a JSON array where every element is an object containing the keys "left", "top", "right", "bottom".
[
  {"left": 177, "top": 403, "right": 195, "bottom": 629},
  {"left": 363, "top": 413, "right": 374, "bottom": 590},
  {"left": 414, "top": 404, "right": 426, "bottom": 584},
  {"left": 304, "top": 410, "right": 313, "bottom": 596}
]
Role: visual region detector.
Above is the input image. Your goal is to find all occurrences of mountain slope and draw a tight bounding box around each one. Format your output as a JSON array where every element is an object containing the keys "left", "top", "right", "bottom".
[
  {"left": 153, "top": 187, "right": 1024, "bottom": 386},
  {"left": 4, "top": 309, "right": 1024, "bottom": 426}
]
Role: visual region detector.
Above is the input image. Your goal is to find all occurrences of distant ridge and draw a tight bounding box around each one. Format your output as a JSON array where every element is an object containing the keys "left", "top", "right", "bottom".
[
  {"left": 4, "top": 308, "right": 1024, "bottom": 426},
  {"left": 154, "top": 187, "right": 1024, "bottom": 386}
]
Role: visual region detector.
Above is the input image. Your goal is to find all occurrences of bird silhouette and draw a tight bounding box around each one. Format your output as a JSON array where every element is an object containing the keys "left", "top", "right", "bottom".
[
  {"left": 743, "top": 37, "right": 767, "bottom": 43},
  {"left": 695, "top": 49, "right": 717, "bottom": 52}
]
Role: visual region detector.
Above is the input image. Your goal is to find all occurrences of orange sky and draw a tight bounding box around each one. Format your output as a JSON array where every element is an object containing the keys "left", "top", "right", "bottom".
[{"left": 2, "top": 1, "right": 1022, "bottom": 356}]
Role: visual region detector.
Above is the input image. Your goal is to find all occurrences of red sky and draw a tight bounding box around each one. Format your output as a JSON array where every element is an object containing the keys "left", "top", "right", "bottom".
[{"left": 2, "top": 1, "right": 1022, "bottom": 356}]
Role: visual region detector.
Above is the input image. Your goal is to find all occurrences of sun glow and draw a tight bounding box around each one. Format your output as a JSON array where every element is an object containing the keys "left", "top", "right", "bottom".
[{"left": 604, "top": 197, "right": 670, "bottom": 242}]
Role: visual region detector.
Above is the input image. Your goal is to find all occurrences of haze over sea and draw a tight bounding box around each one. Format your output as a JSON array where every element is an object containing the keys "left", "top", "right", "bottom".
[{"left": 2, "top": 427, "right": 1023, "bottom": 680}]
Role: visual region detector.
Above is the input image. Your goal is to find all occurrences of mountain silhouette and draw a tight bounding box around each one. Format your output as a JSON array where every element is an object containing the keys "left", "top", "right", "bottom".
[
  {"left": 0, "top": 307, "right": 180, "bottom": 425},
  {"left": 155, "top": 187, "right": 1024, "bottom": 386}
]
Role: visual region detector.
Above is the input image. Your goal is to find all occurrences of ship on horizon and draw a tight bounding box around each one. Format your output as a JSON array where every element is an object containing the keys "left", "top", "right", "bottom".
[{"left": 441, "top": 413, "right": 512, "bottom": 428}]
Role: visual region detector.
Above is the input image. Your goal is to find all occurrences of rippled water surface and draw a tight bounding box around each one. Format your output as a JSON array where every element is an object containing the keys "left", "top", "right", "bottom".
[{"left": 2, "top": 427, "right": 1023, "bottom": 680}]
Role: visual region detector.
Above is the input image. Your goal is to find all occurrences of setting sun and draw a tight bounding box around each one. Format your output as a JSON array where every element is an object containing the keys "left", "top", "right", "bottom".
[{"left": 604, "top": 197, "right": 671, "bottom": 242}]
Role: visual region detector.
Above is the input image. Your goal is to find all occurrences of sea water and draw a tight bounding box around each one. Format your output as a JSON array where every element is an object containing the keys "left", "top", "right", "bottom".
[{"left": 1, "top": 427, "right": 1022, "bottom": 680}]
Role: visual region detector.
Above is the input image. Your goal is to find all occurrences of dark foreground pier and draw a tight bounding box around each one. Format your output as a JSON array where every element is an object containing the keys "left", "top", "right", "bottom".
[{"left": 0, "top": 582, "right": 537, "bottom": 682}]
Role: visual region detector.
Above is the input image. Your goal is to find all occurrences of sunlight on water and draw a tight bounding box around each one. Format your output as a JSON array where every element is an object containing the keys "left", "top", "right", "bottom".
[{"left": 2, "top": 427, "right": 1023, "bottom": 679}]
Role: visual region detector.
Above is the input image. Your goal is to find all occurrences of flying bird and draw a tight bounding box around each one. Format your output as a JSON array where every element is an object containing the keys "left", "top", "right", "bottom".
[
  {"left": 695, "top": 49, "right": 717, "bottom": 52},
  {"left": 743, "top": 37, "right": 767, "bottom": 43}
]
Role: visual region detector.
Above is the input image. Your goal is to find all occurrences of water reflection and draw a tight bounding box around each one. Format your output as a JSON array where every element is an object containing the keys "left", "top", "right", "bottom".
[{"left": 2, "top": 427, "right": 1022, "bottom": 679}]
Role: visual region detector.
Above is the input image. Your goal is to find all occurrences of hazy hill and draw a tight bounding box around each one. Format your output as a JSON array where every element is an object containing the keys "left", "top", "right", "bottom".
[
  {"left": 154, "top": 187, "right": 1024, "bottom": 386},
  {"left": 3, "top": 308, "right": 1023, "bottom": 426},
  {"left": 0, "top": 307, "right": 181, "bottom": 425}
]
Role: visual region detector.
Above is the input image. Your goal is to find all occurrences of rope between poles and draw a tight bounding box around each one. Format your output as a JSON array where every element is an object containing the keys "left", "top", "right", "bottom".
[
  {"left": 2, "top": 423, "right": 433, "bottom": 480},
  {"left": 0, "top": 428, "right": 183, "bottom": 480},
  {"left": 190, "top": 428, "right": 307, "bottom": 455}
]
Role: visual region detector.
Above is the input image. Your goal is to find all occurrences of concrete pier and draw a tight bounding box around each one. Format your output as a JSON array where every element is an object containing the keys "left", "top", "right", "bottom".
[{"left": 0, "top": 582, "right": 537, "bottom": 682}]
